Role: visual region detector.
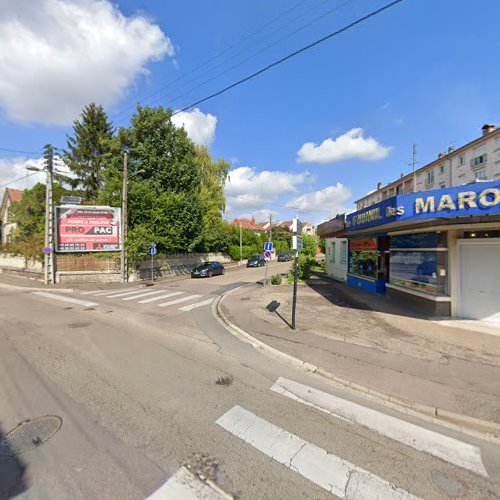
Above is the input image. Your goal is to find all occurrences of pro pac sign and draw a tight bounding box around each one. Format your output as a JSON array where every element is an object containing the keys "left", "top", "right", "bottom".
[{"left": 55, "top": 206, "right": 121, "bottom": 252}]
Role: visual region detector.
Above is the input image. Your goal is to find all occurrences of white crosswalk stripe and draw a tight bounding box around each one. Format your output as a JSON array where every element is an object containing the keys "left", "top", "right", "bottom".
[
  {"left": 33, "top": 292, "right": 98, "bottom": 308},
  {"left": 138, "top": 291, "right": 183, "bottom": 304},
  {"left": 146, "top": 466, "right": 232, "bottom": 499},
  {"left": 178, "top": 298, "right": 214, "bottom": 311},
  {"left": 104, "top": 289, "right": 150, "bottom": 298},
  {"left": 157, "top": 294, "right": 200, "bottom": 308},
  {"left": 121, "top": 290, "right": 167, "bottom": 301},
  {"left": 216, "top": 405, "right": 419, "bottom": 499},
  {"left": 271, "top": 377, "right": 488, "bottom": 477}
]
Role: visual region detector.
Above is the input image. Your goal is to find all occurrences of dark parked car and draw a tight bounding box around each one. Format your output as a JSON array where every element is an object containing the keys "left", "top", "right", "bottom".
[
  {"left": 277, "top": 252, "right": 292, "bottom": 262},
  {"left": 191, "top": 261, "right": 225, "bottom": 278},
  {"left": 247, "top": 255, "right": 266, "bottom": 267}
]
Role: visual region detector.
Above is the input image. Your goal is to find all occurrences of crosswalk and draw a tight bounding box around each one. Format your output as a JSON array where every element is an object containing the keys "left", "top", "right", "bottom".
[{"left": 46, "top": 286, "right": 215, "bottom": 313}]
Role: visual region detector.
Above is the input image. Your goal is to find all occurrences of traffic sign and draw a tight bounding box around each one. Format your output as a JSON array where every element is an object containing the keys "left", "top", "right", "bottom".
[
  {"left": 61, "top": 196, "right": 82, "bottom": 205},
  {"left": 292, "top": 218, "right": 303, "bottom": 234},
  {"left": 292, "top": 235, "right": 303, "bottom": 251},
  {"left": 148, "top": 245, "right": 157, "bottom": 255},
  {"left": 42, "top": 246, "right": 52, "bottom": 254},
  {"left": 264, "top": 241, "right": 273, "bottom": 252},
  {"left": 264, "top": 250, "right": 272, "bottom": 260}
]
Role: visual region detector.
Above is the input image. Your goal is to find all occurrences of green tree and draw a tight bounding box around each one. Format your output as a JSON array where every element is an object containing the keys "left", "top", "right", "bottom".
[
  {"left": 64, "top": 103, "right": 114, "bottom": 201},
  {"left": 302, "top": 234, "right": 318, "bottom": 257},
  {"left": 195, "top": 145, "right": 230, "bottom": 252}
]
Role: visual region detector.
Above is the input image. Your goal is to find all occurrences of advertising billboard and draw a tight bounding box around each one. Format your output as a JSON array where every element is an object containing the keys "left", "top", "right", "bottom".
[{"left": 55, "top": 206, "right": 121, "bottom": 252}]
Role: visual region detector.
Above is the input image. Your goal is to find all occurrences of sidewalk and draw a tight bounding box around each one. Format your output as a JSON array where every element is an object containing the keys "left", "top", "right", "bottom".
[{"left": 219, "top": 277, "right": 500, "bottom": 426}]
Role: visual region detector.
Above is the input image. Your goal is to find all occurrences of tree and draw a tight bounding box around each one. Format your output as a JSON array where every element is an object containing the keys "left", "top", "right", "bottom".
[
  {"left": 195, "top": 145, "right": 230, "bottom": 252},
  {"left": 99, "top": 106, "right": 205, "bottom": 263},
  {"left": 64, "top": 103, "right": 114, "bottom": 201},
  {"left": 302, "top": 234, "right": 318, "bottom": 257}
]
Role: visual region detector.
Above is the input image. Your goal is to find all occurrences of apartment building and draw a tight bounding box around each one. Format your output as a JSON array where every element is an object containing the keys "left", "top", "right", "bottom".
[{"left": 356, "top": 124, "right": 500, "bottom": 210}]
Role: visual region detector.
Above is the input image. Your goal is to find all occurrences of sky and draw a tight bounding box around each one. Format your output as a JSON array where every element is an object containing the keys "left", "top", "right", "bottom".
[{"left": 1, "top": 0, "right": 499, "bottom": 224}]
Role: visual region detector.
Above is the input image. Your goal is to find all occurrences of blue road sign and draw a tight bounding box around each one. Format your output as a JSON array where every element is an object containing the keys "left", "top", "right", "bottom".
[
  {"left": 148, "top": 245, "right": 157, "bottom": 255},
  {"left": 42, "top": 246, "right": 52, "bottom": 254},
  {"left": 264, "top": 250, "right": 272, "bottom": 260},
  {"left": 264, "top": 242, "right": 273, "bottom": 251}
]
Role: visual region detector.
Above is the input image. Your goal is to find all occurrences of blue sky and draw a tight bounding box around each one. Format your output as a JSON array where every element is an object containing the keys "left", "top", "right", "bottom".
[{"left": 1, "top": 0, "right": 499, "bottom": 223}]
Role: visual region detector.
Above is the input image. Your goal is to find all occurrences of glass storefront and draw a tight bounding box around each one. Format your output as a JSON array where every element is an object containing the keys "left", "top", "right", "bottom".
[{"left": 389, "top": 231, "right": 448, "bottom": 295}]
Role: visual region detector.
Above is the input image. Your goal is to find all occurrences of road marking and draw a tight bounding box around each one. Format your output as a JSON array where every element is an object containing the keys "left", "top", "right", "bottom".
[
  {"left": 178, "top": 298, "right": 214, "bottom": 311},
  {"left": 157, "top": 294, "right": 201, "bottom": 308},
  {"left": 121, "top": 290, "right": 167, "bottom": 301},
  {"left": 104, "top": 289, "right": 151, "bottom": 298},
  {"left": 33, "top": 292, "right": 98, "bottom": 308},
  {"left": 216, "top": 406, "right": 419, "bottom": 499},
  {"left": 146, "top": 466, "right": 232, "bottom": 499},
  {"left": 271, "top": 377, "right": 488, "bottom": 477},
  {"left": 138, "top": 291, "right": 183, "bottom": 304}
]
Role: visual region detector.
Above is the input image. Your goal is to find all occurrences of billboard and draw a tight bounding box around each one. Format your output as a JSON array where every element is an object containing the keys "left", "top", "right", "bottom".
[{"left": 55, "top": 206, "right": 121, "bottom": 252}]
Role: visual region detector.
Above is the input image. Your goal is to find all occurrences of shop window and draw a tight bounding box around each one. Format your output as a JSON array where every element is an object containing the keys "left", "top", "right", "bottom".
[
  {"left": 340, "top": 241, "right": 347, "bottom": 264},
  {"left": 349, "top": 250, "right": 378, "bottom": 278}
]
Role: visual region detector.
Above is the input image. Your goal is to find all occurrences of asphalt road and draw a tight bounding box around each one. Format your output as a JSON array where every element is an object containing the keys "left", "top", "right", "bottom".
[{"left": 0, "top": 262, "right": 499, "bottom": 499}]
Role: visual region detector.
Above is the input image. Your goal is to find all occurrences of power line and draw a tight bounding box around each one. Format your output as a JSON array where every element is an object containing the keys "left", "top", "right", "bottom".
[
  {"left": 174, "top": 0, "right": 405, "bottom": 115},
  {"left": 0, "top": 170, "right": 40, "bottom": 189},
  {"left": 163, "top": 0, "right": 355, "bottom": 111},
  {"left": 110, "top": 0, "right": 314, "bottom": 122},
  {"left": 0, "top": 146, "right": 41, "bottom": 155}
]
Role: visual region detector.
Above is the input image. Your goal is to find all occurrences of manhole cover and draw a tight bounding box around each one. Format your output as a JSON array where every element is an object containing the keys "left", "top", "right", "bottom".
[{"left": 0, "top": 416, "right": 62, "bottom": 456}]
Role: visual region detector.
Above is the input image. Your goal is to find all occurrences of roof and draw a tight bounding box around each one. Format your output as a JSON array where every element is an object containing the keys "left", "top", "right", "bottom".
[
  {"left": 355, "top": 125, "right": 500, "bottom": 204},
  {"left": 229, "top": 218, "right": 265, "bottom": 231},
  {"left": 7, "top": 188, "right": 23, "bottom": 203}
]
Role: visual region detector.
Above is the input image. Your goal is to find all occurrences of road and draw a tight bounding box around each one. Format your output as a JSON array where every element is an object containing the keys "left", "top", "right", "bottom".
[{"left": 0, "top": 261, "right": 499, "bottom": 499}]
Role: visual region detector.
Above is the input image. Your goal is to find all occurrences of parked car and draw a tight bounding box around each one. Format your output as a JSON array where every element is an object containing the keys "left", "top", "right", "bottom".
[
  {"left": 277, "top": 252, "right": 292, "bottom": 262},
  {"left": 247, "top": 255, "right": 266, "bottom": 267},
  {"left": 191, "top": 261, "right": 225, "bottom": 278}
]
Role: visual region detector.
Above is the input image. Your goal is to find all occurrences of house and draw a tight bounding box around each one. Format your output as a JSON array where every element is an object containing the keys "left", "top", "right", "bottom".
[
  {"left": 229, "top": 218, "right": 265, "bottom": 235},
  {"left": 301, "top": 221, "right": 316, "bottom": 235},
  {"left": 1, "top": 188, "right": 23, "bottom": 244},
  {"left": 317, "top": 214, "right": 347, "bottom": 282}
]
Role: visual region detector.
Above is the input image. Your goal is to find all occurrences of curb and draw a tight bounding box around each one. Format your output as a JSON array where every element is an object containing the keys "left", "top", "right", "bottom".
[
  {"left": 214, "top": 283, "right": 500, "bottom": 444},
  {"left": 0, "top": 282, "right": 74, "bottom": 293}
]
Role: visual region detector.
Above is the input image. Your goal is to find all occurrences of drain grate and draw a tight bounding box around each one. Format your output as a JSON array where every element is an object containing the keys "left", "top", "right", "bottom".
[{"left": 0, "top": 416, "right": 62, "bottom": 456}]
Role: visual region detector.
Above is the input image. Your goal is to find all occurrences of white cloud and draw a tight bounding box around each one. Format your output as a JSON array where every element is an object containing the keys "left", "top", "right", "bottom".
[
  {"left": 224, "top": 166, "right": 311, "bottom": 213},
  {"left": 171, "top": 108, "right": 217, "bottom": 146},
  {"left": 0, "top": 0, "right": 173, "bottom": 125},
  {"left": 297, "top": 128, "right": 392, "bottom": 164},
  {"left": 285, "top": 183, "right": 353, "bottom": 222}
]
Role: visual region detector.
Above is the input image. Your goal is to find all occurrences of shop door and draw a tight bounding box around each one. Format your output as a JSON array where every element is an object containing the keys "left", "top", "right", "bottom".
[{"left": 458, "top": 240, "right": 500, "bottom": 322}]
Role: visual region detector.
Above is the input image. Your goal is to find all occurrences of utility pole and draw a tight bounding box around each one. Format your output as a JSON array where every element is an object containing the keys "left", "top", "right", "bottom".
[
  {"left": 263, "top": 213, "right": 272, "bottom": 286},
  {"left": 239, "top": 221, "right": 242, "bottom": 266},
  {"left": 411, "top": 143, "right": 417, "bottom": 193},
  {"left": 121, "top": 152, "right": 128, "bottom": 283},
  {"left": 44, "top": 144, "right": 55, "bottom": 285}
]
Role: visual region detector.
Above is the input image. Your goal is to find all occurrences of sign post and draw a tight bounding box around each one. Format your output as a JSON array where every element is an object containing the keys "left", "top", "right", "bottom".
[
  {"left": 291, "top": 218, "right": 302, "bottom": 330},
  {"left": 263, "top": 242, "right": 273, "bottom": 286},
  {"left": 148, "top": 243, "right": 157, "bottom": 284}
]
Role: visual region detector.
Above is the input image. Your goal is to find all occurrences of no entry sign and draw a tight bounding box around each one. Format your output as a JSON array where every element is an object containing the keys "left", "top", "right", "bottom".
[{"left": 55, "top": 206, "right": 121, "bottom": 252}]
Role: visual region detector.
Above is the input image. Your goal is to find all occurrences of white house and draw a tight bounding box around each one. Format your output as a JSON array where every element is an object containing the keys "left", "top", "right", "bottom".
[{"left": 1, "top": 188, "right": 23, "bottom": 244}]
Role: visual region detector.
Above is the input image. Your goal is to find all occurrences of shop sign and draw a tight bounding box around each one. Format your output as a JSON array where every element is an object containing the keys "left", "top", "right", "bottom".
[
  {"left": 346, "top": 180, "right": 500, "bottom": 232},
  {"left": 350, "top": 238, "right": 377, "bottom": 250},
  {"left": 55, "top": 205, "right": 121, "bottom": 252}
]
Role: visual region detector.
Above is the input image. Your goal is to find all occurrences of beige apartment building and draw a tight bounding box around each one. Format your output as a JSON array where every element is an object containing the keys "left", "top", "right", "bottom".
[{"left": 356, "top": 124, "right": 500, "bottom": 210}]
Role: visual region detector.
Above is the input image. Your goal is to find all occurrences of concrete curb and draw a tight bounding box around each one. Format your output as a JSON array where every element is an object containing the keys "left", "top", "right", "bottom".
[
  {"left": 214, "top": 283, "right": 500, "bottom": 444},
  {"left": 0, "top": 282, "right": 74, "bottom": 293}
]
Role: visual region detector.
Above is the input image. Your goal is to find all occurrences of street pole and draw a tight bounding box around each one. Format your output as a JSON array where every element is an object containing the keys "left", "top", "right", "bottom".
[
  {"left": 239, "top": 221, "right": 242, "bottom": 266},
  {"left": 291, "top": 248, "right": 299, "bottom": 330},
  {"left": 121, "top": 152, "right": 128, "bottom": 283},
  {"left": 151, "top": 251, "right": 154, "bottom": 284},
  {"left": 263, "top": 213, "right": 272, "bottom": 286},
  {"left": 44, "top": 144, "right": 55, "bottom": 285},
  {"left": 412, "top": 143, "right": 417, "bottom": 193}
]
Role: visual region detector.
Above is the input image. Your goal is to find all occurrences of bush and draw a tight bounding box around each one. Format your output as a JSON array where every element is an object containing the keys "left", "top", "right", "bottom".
[
  {"left": 270, "top": 274, "right": 282, "bottom": 285},
  {"left": 228, "top": 244, "right": 260, "bottom": 261},
  {"left": 291, "top": 254, "right": 316, "bottom": 280}
]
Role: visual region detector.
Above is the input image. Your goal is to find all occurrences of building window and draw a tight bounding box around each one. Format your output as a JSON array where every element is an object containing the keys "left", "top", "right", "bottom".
[
  {"left": 495, "top": 137, "right": 500, "bottom": 150},
  {"left": 340, "top": 241, "right": 347, "bottom": 264},
  {"left": 439, "top": 183, "right": 446, "bottom": 189},
  {"left": 471, "top": 154, "right": 487, "bottom": 167},
  {"left": 426, "top": 170, "right": 434, "bottom": 185},
  {"left": 330, "top": 241, "right": 336, "bottom": 263},
  {"left": 457, "top": 155, "right": 464, "bottom": 166},
  {"left": 475, "top": 169, "right": 487, "bottom": 180},
  {"left": 439, "top": 164, "right": 445, "bottom": 174}
]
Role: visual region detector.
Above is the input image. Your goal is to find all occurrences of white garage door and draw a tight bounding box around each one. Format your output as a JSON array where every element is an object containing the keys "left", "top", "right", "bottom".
[{"left": 459, "top": 240, "right": 500, "bottom": 323}]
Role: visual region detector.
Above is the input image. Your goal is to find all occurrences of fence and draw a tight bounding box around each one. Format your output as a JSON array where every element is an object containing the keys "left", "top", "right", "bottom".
[{"left": 55, "top": 255, "right": 118, "bottom": 272}]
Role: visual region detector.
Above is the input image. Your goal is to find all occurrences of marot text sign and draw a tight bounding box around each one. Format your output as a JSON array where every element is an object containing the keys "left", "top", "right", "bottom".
[{"left": 55, "top": 206, "right": 121, "bottom": 252}]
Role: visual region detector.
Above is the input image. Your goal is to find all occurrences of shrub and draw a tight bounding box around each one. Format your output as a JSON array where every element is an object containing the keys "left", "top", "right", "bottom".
[
  {"left": 270, "top": 274, "right": 282, "bottom": 285},
  {"left": 292, "top": 254, "right": 316, "bottom": 280}
]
